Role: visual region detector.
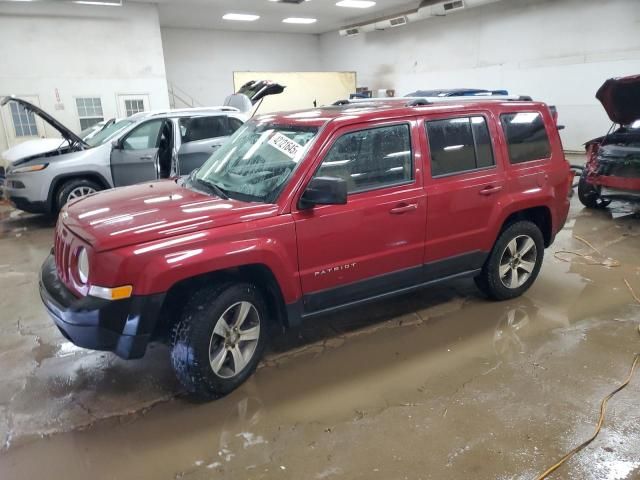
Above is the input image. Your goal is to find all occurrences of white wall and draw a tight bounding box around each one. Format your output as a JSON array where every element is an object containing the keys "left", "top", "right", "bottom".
[
  {"left": 161, "top": 27, "right": 321, "bottom": 108},
  {"left": 0, "top": 2, "right": 170, "bottom": 152},
  {"left": 319, "top": 0, "right": 640, "bottom": 151}
]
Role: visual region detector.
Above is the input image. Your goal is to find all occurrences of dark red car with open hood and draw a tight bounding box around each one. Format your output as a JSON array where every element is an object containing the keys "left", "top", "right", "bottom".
[{"left": 578, "top": 74, "right": 640, "bottom": 208}]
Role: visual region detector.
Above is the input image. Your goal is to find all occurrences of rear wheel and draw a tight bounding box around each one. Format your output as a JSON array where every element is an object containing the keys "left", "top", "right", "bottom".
[
  {"left": 170, "top": 282, "right": 267, "bottom": 399},
  {"left": 475, "top": 221, "right": 544, "bottom": 300},
  {"left": 56, "top": 178, "right": 101, "bottom": 211},
  {"left": 577, "top": 171, "right": 610, "bottom": 209}
]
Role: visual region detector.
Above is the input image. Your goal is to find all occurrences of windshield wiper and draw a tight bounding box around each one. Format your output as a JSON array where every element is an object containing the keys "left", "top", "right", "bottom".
[{"left": 195, "top": 177, "right": 229, "bottom": 200}]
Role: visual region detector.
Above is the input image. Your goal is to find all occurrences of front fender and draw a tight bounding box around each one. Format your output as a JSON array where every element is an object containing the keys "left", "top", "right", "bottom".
[{"left": 94, "top": 216, "right": 301, "bottom": 303}]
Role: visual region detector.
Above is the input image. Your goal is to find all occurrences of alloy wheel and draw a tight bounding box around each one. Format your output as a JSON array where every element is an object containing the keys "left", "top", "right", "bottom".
[
  {"left": 67, "top": 186, "right": 97, "bottom": 201},
  {"left": 208, "top": 301, "right": 261, "bottom": 379},
  {"left": 498, "top": 235, "right": 537, "bottom": 289}
]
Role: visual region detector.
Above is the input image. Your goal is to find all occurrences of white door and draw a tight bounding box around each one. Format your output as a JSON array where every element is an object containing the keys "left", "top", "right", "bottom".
[
  {"left": 117, "top": 94, "right": 150, "bottom": 118},
  {"left": 0, "top": 95, "right": 49, "bottom": 148}
]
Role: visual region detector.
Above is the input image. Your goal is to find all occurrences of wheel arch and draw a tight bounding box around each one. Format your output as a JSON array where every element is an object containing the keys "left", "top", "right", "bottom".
[
  {"left": 154, "top": 263, "right": 290, "bottom": 341},
  {"left": 47, "top": 171, "right": 111, "bottom": 213},
  {"left": 498, "top": 206, "right": 553, "bottom": 247}
]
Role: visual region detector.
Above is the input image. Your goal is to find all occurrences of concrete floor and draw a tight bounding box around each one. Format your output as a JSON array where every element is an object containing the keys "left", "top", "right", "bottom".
[{"left": 0, "top": 185, "right": 639, "bottom": 479}]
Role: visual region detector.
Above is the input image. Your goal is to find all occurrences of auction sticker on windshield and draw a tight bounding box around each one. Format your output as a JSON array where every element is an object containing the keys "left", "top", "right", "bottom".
[{"left": 268, "top": 132, "right": 303, "bottom": 160}]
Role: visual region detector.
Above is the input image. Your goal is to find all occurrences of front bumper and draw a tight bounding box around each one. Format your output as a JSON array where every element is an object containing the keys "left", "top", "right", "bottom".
[
  {"left": 5, "top": 173, "right": 49, "bottom": 214},
  {"left": 39, "top": 254, "right": 165, "bottom": 359}
]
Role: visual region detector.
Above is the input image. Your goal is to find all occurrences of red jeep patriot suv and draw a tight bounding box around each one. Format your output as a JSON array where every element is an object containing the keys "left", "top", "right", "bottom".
[{"left": 40, "top": 97, "right": 571, "bottom": 398}]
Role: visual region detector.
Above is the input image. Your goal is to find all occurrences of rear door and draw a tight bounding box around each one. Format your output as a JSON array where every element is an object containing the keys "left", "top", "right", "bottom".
[
  {"left": 177, "top": 115, "right": 238, "bottom": 175},
  {"left": 422, "top": 113, "right": 507, "bottom": 273},
  {"left": 110, "top": 119, "right": 163, "bottom": 186},
  {"left": 292, "top": 120, "right": 426, "bottom": 313}
]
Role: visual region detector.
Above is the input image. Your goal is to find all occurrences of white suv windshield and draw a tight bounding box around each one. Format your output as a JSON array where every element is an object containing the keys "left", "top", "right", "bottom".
[
  {"left": 85, "top": 119, "right": 135, "bottom": 147},
  {"left": 194, "top": 121, "right": 319, "bottom": 203}
]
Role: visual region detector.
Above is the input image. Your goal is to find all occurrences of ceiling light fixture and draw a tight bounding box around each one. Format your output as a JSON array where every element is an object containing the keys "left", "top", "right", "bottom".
[
  {"left": 72, "top": 0, "right": 122, "bottom": 5},
  {"left": 282, "top": 17, "right": 317, "bottom": 24},
  {"left": 222, "top": 13, "right": 260, "bottom": 21},
  {"left": 336, "top": 0, "right": 376, "bottom": 8}
]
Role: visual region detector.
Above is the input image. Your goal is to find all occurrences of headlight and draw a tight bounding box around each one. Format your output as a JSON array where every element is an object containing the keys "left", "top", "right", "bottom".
[
  {"left": 11, "top": 163, "right": 48, "bottom": 174},
  {"left": 77, "top": 248, "right": 89, "bottom": 284}
]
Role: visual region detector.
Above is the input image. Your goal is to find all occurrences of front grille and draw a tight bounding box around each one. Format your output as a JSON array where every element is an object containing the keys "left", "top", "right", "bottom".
[{"left": 54, "top": 223, "right": 73, "bottom": 286}]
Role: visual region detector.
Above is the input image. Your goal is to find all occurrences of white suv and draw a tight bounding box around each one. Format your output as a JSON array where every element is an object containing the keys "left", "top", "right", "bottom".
[{"left": 2, "top": 81, "right": 284, "bottom": 214}]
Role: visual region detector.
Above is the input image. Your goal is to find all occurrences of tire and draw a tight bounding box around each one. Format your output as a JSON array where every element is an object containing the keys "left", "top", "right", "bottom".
[
  {"left": 474, "top": 221, "right": 544, "bottom": 301},
  {"left": 577, "top": 171, "right": 610, "bottom": 209},
  {"left": 170, "top": 282, "right": 268, "bottom": 399},
  {"left": 56, "top": 178, "right": 101, "bottom": 211}
]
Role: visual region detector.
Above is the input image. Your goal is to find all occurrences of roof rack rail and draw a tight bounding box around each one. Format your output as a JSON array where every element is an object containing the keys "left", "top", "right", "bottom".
[
  {"left": 406, "top": 98, "right": 431, "bottom": 107},
  {"left": 332, "top": 99, "right": 351, "bottom": 106}
]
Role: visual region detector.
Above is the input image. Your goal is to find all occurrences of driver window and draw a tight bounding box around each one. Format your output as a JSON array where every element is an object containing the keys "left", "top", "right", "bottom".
[
  {"left": 123, "top": 119, "right": 163, "bottom": 150},
  {"left": 315, "top": 124, "right": 413, "bottom": 194}
]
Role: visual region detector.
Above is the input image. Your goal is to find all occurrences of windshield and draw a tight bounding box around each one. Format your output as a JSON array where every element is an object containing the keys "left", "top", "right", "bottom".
[
  {"left": 85, "top": 119, "right": 135, "bottom": 147},
  {"left": 194, "top": 120, "right": 319, "bottom": 203}
]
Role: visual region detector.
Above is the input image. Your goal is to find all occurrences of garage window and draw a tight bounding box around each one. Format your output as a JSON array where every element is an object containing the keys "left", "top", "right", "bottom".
[
  {"left": 76, "top": 97, "right": 104, "bottom": 130},
  {"left": 9, "top": 102, "right": 38, "bottom": 137},
  {"left": 315, "top": 124, "right": 413, "bottom": 194},
  {"left": 426, "top": 116, "right": 495, "bottom": 177},
  {"left": 125, "top": 99, "right": 145, "bottom": 117},
  {"left": 500, "top": 112, "right": 551, "bottom": 163}
]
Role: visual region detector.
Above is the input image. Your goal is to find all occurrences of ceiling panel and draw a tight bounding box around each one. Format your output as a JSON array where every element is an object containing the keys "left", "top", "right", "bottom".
[{"left": 134, "top": 0, "right": 419, "bottom": 34}]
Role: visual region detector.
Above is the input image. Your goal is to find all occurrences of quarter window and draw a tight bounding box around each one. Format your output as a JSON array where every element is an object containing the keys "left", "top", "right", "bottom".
[
  {"left": 9, "top": 102, "right": 38, "bottom": 137},
  {"left": 500, "top": 112, "right": 551, "bottom": 163},
  {"left": 75, "top": 97, "right": 104, "bottom": 130},
  {"left": 315, "top": 124, "right": 413, "bottom": 194},
  {"left": 426, "top": 116, "right": 495, "bottom": 177}
]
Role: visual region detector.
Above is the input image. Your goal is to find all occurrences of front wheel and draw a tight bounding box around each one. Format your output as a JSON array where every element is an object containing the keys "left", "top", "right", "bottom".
[
  {"left": 170, "top": 283, "right": 267, "bottom": 399},
  {"left": 56, "top": 178, "right": 101, "bottom": 212},
  {"left": 475, "top": 221, "right": 544, "bottom": 300}
]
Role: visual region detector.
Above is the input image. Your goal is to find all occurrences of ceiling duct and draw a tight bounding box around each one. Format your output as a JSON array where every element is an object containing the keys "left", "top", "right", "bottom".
[
  {"left": 340, "top": 0, "right": 502, "bottom": 35},
  {"left": 339, "top": 26, "right": 362, "bottom": 37}
]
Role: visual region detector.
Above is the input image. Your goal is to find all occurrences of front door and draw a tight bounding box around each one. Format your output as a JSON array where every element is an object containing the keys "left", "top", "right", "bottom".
[
  {"left": 422, "top": 113, "right": 506, "bottom": 271},
  {"left": 110, "top": 119, "right": 164, "bottom": 186},
  {"left": 292, "top": 121, "right": 426, "bottom": 314}
]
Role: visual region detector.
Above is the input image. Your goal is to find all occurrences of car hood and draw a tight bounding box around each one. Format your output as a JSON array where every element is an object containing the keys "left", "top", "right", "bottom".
[
  {"left": 2, "top": 138, "right": 69, "bottom": 164},
  {"left": 0, "top": 96, "right": 88, "bottom": 149},
  {"left": 596, "top": 75, "right": 640, "bottom": 125},
  {"left": 63, "top": 180, "right": 279, "bottom": 252}
]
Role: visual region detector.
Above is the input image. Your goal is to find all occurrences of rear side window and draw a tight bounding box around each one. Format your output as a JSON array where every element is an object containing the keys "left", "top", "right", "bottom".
[
  {"left": 500, "top": 112, "right": 551, "bottom": 163},
  {"left": 315, "top": 124, "right": 413, "bottom": 194},
  {"left": 180, "top": 116, "right": 230, "bottom": 143},
  {"left": 425, "top": 116, "right": 495, "bottom": 177}
]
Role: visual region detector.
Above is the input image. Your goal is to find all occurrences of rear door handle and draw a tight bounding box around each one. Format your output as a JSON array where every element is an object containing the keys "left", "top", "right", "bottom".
[
  {"left": 479, "top": 185, "right": 503, "bottom": 196},
  {"left": 139, "top": 155, "right": 154, "bottom": 160},
  {"left": 390, "top": 203, "right": 418, "bottom": 214}
]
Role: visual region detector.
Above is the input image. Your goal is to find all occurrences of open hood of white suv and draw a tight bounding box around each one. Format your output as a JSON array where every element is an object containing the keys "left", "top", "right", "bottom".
[
  {"left": 1, "top": 138, "right": 70, "bottom": 164},
  {"left": 1, "top": 96, "right": 88, "bottom": 150}
]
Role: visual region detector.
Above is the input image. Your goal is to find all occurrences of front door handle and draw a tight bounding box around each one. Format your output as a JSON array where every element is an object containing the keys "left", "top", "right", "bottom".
[
  {"left": 139, "top": 155, "right": 154, "bottom": 160},
  {"left": 479, "top": 185, "right": 503, "bottom": 196},
  {"left": 390, "top": 203, "right": 418, "bottom": 214}
]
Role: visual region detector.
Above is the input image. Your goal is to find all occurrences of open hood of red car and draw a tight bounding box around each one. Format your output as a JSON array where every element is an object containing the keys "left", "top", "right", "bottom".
[{"left": 596, "top": 75, "right": 640, "bottom": 125}]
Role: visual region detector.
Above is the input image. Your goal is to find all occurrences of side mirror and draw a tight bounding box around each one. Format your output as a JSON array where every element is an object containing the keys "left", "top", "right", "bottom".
[
  {"left": 299, "top": 176, "right": 347, "bottom": 209},
  {"left": 111, "top": 139, "right": 122, "bottom": 150}
]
